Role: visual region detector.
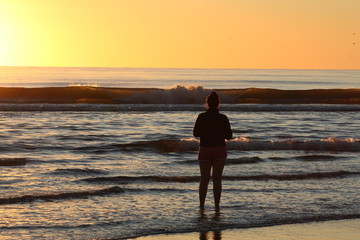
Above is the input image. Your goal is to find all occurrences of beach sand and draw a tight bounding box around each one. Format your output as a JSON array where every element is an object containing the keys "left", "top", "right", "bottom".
[{"left": 134, "top": 219, "right": 360, "bottom": 240}]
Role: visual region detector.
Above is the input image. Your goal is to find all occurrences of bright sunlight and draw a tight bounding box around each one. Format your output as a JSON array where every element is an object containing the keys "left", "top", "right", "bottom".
[
  {"left": 0, "top": 24, "right": 13, "bottom": 66},
  {"left": 0, "top": 0, "right": 359, "bottom": 69}
]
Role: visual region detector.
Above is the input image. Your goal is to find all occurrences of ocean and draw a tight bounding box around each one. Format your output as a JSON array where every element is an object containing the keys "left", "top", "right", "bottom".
[{"left": 0, "top": 67, "right": 359, "bottom": 239}]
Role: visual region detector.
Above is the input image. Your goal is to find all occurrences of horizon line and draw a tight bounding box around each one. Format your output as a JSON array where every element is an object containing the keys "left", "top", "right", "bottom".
[{"left": 0, "top": 65, "right": 359, "bottom": 71}]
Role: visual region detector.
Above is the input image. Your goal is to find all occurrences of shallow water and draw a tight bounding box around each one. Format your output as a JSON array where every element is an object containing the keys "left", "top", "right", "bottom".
[
  {"left": 0, "top": 109, "right": 359, "bottom": 239},
  {"left": 1, "top": 67, "right": 359, "bottom": 239},
  {"left": 1, "top": 67, "right": 360, "bottom": 89}
]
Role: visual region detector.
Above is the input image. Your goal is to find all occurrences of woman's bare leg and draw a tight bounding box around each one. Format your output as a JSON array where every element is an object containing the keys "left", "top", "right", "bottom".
[
  {"left": 212, "top": 159, "right": 226, "bottom": 210},
  {"left": 199, "top": 160, "right": 212, "bottom": 209}
]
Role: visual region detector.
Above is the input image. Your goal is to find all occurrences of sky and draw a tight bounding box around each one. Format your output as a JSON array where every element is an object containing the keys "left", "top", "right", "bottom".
[{"left": 0, "top": 0, "right": 359, "bottom": 69}]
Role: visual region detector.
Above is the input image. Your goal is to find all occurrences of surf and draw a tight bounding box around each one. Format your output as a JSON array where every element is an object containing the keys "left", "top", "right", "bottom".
[{"left": 1, "top": 85, "right": 360, "bottom": 104}]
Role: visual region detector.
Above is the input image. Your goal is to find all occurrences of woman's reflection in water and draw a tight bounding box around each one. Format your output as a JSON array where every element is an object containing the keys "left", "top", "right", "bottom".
[
  {"left": 198, "top": 211, "right": 222, "bottom": 240},
  {"left": 199, "top": 230, "right": 221, "bottom": 240}
]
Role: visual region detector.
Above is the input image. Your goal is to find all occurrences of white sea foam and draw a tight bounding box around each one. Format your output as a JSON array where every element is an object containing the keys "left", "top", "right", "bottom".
[
  {"left": 178, "top": 137, "right": 360, "bottom": 152},
  {"left": 124, "top": 85, "right": 234, "bottom": 104},
  {"left": 68, "top": 84, "right": 100, "bottom": 87}
]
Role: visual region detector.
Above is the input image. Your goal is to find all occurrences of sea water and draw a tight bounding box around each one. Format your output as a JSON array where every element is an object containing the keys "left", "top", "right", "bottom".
[
  {"left": 0, "top": 67, "right": 359, "bottom": 239},
  {"left": 1, "top": 67, "right": 360, "bottom": 89}
]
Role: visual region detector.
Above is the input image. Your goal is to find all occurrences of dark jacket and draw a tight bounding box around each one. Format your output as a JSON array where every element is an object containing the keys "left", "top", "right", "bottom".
[{"left": 193, "top": 108, "right": 232, "bottom": 147}]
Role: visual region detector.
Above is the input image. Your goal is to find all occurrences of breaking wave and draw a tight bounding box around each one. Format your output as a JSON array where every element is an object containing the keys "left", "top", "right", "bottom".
[
  {"left": 227, "top": 137, "right": 360, "bottom": 152},
  {"left": 7, "top": 138, "right": 360, "bottom": 155},
  {"left": 123, "top": 85, "right": 227, "bottom": 104},
  {"left": 114, "top": 137, "right": 360, "bottom": 153},
  {"left": 1, "top": 86, "right": 360, "bottom": 107}
]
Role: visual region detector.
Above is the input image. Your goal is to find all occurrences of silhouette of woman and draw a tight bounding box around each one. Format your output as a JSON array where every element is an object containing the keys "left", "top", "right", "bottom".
[{"left": 193, "top": 91, "right": 232, "bottom": 211}]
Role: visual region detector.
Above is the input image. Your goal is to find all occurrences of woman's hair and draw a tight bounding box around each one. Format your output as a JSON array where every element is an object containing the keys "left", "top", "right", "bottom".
[{"left": 206, "top": 91, "right": 220, "bottom": 109}]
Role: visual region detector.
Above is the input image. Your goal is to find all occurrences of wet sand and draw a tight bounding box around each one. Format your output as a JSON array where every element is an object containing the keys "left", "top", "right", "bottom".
[{"left": 134, "top": 219, "right": 360, "bottom": 240}]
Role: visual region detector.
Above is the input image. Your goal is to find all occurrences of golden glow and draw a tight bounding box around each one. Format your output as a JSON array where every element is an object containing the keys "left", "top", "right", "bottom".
[
  {"left": 0, "top": 0, "right": 359, "bottom": 69},
  {"left": 0, "top": 24, "right": 11, "bottom": 65},
  {"left": 0, "top": 3, "right": 16, "bottom": 66}
]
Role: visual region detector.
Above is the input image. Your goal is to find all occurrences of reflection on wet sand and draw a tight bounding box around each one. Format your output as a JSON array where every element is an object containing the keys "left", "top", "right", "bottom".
[
  {"left": 198, "top": 210, "right": 223, "bottom": 240},
  {"left": 199, "top": 230, "right": 221, "bottom": 240}
]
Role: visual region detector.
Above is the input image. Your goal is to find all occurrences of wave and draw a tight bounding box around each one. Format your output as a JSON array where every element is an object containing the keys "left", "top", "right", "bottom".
[
  {"left": 12, "top": 138, "right": 359, "bottom": 154},
  {"left": 3, "top": 103, "right": 360, "bottom": 112},
  {"left": 0, "top": 85, "right": 212, "bottom": 104},
  {"left": 177, "top": 157, "right": 263, "bottom": 165},
  {"left": 233, "top": 88, "right": 360, "bottom": 104},
  {"left": 1, "top": 86, "right": 360, "bottom": 106},
  {"left": 49, "top": 168, "right": 109, "bottom": 176},
  {"left": 114, "top": 137, "right": 360, "bottom": 153},
  {"left": 0, "top": 186, "right": 124, "bottom": 205},
  {"left": 227, "top": 137, "right": 360, "bottom": 152},
  {"left": 0, "top": 158, "right": 27, "bottom": 166},
  {"left": 118, "top": 139, "right": 190, "bottom": 153},
  {"left": 81, "top": 171, "right": 360, "bottom": 184},
  {"left": 293, "top": 155, "right": 338, "bottom": 161}
]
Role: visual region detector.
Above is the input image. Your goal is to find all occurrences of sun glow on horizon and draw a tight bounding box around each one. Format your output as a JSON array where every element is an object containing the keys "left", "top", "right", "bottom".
[
  {"left": 0, "top": 0, "right": 359, "bottom": 69},
  {"left": 0, "top": 25, "right": 11, "bottom": 65},
  {"left": 0, "top": 3, "right": 16, "bottom": 66}
]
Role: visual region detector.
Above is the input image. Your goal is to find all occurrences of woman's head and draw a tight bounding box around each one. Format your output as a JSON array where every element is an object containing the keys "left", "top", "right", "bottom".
[{"left": 206, "top": 91, "right": 220, "bottom": 109}]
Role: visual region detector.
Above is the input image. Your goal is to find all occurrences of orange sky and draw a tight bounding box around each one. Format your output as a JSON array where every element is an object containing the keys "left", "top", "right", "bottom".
[{"left": 0, "top": 0, "right": 359, "bottom": 69}]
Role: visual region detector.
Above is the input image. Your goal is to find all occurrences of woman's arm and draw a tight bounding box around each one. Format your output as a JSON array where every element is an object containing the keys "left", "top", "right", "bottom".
[
  {"left": 193, "top": 115, "right": 202, "bottom": 137},
  {"left": 224, "top": 116, "right": 233, "bottom": 140}
]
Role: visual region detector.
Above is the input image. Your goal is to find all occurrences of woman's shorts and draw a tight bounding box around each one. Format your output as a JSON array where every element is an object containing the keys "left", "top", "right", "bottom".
[{"left": 198, "top": 146, "right": 227, "bottom": 161}]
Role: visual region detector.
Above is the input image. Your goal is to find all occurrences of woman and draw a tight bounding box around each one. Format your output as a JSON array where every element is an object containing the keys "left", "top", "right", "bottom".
[{"left": 193, "top": 91, "right": 232, "bottom": 211}]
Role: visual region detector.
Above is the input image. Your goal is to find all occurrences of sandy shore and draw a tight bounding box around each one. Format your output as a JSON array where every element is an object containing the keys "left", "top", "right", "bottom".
[{"left": 134, "top": 219, "right": 360, "bottom": 240}]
